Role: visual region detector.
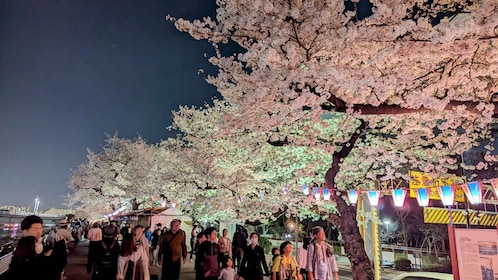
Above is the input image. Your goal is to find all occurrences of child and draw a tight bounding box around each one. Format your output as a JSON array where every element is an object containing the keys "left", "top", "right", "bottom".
[
  {"left": 219, "top": 256, "right": 236, "bottom": 280},
  {"left": 269, "top": 247, "right": 280, "bottom": 269}
]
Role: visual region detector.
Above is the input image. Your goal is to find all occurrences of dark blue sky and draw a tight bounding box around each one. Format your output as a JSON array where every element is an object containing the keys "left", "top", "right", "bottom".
[{"left": 0, "top": 1, "right": 219, "bottom": 209}]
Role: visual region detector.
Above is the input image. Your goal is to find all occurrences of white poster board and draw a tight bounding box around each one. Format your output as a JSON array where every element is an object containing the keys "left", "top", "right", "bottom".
[{"left": 455, "top": 228, "right": 498, "bottom": 280}]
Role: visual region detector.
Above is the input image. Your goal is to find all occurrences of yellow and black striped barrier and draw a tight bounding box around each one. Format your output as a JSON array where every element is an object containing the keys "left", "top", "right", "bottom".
[{"left": 424, "top": 207, "right": 498, "bottom": 226}]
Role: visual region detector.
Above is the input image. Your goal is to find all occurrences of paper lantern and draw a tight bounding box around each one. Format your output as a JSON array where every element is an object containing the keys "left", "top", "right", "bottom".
[
  {"left": 323, "top": 189, "right": 331, "bottom": 200},
  {"left": 490, "top": 178, "right": 498, "bottom": 199},
  {"left": 367, "top": 190, "right": 380, "bottom": 207},
  {"left": 348, "top": 190, "right": 359, "bottom": 205},
  {"left": 461, "top": 181, "right": 482, "bottom": 204},
  {"left": 302, "top": 185, "right": 310, "bottom": 195},
  {"left": 415, "top": 188, "right": 430, "bottom": 207},
  {"left": 437, "top": 185, "right": 455, "bottom": 206},
  {"left": 392, "top": 189, "right": 407, "bottom": 207},
  {"left": 259, "top": 190, "right": 265, "bottom": 199},
  {"left": 314, "top": 188, "right": 321, "bottom": 200}
]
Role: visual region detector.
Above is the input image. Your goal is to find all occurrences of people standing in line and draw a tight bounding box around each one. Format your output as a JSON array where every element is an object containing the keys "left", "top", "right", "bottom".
[
  {"left": 219, "top": 256, "right": 237, "bottom": 280},
  {"left": 271, "top": 241, "right": 301, "bottom": 280},
  {"left": 87, "top": 222, "right": 103, "bottom": 242},
  {"left": 6, "top": 215, "right": 67, "bottom": 280},
  {"left": 158, "top": 219, "right": 187, "bottom": 280},
  {"left": 218, "top": 228, "right": 232, "bottom": 262},
  {"left": 87, "top": 225, "right": 121, "bottom": 280},
  {"left": 151, "top": 223, "right": 162, "bottom": 266},
  {"left": 194, "top": 230, "right": 207, "bottom": 280},
  {"left": 306, "top": 226, "right": 339, "bottom": 280},
  {"left": 239, "top": 232, "right": 270, "bottom": 280},
  {"left": 190, "top": 224, "right": 198, "bottom": 262},
  {"left": 231, "top": 226, "right": 246, "bottom": 272},
  {"left": 197, "top": 227, "right": 222, "bottom": 280},
  {"left": 116, "top": 235, "right": 150, "bottom": 280},
  {"left": 297, "top": 237, "right": 312, "bottom": 280}
]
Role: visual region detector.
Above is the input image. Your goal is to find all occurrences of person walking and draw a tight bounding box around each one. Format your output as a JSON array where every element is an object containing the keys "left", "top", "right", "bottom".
[
  {"left": 151, "top": 223, "right": 162, "bottom": 266},
  {"left": 231, "top": 226, "right": 246, "bottom": 272},
  {"left": 271, "top": 241, "right": 301, "bottom": 280},
  {"left": 239, "top": 232, "right": 270, "bottom": 280},
  {"left": 197, "top": 227, "right": 222, "bottom": 280},
  {"left": 297, "top": 237, "right": 312, "bottom": 280},
  {"left": 158, "top": 219, "right": 187, "bottom": 280},
  {"left": 190, "top": 225, "right": 199, "bottom": 262},
  {"left": 218, "top": 228, "right": 232, "bottom": 262},
  {"left": 87, "top": 225, "right": 121, "bottom": 280},
  {"left": 306, "top": 227, "right": 339, "bottom": 280},
  {"left": 116, "top": 235, "right": 150, "bottom": 280}
]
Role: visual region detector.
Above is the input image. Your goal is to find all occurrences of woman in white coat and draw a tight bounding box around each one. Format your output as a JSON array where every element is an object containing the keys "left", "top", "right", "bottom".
[{"left": 117, "top": 235, "right": 150, "bottom": 280}]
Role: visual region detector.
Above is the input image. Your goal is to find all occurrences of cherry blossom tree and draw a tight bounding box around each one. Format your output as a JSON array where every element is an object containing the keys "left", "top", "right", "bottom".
[
  {"left": 67, "top": 134, "right": 160, "bottom": 219},
  {"left": 167, "top": 1, "right": 498, "bottom": 278}
]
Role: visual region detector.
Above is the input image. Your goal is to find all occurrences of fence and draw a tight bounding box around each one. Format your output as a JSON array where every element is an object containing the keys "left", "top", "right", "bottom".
[{"left": 0, "top": 252, "right": 12, "bottom": 275}]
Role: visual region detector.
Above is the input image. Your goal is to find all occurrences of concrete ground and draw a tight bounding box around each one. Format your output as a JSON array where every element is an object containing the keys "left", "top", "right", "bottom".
[{"left": 64, "top": 240, "right": 403, "bottom": 280}]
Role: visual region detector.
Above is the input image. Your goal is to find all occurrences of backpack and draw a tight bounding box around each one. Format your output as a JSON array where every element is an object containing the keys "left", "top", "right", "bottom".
[{"left": 95, "top": 240, "right": 117, "bottom": 277}]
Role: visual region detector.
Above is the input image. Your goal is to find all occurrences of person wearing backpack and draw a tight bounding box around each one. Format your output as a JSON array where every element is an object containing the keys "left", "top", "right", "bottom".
[
  {"left": 306, "top": 227, "right": 339, "bottom": 280},
  {"left": 87, "top": 225, "right": 121, "bottom": 280}
]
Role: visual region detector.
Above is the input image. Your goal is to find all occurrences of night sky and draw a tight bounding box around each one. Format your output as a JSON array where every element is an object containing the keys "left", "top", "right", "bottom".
[{"left": 0, "top": 1, "right": 220, "bottom": 209}]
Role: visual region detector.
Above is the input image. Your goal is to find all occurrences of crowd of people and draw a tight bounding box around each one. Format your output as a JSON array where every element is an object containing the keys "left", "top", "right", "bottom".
[{"left": 3, "top": 215, "right": 340, "bottom": 280}]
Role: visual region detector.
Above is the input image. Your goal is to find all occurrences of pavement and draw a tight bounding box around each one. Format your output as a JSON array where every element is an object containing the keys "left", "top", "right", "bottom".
[{"left": 64, "top": 240, "right": 404, "bottom": 280}]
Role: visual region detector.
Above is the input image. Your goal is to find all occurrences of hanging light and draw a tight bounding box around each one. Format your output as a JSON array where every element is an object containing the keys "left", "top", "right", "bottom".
[
  {"left": 348, "top": 190, "right": 359, "bottom": 205},
  {"left": 314, "top": 188, "right": 321, "bottom": 200},
  {"left": 171, "top": 201, "right": 177, "bottom": 208},
  {"left": 237, "top": 196, "right": 243, "bottom": 204},
  {"left": 259, "top": 190, "right": 265, "bottom": 199},
  {"left": 367, "top": 190, "right": 380, "bottom": 207},
  {"left": 490, "top": 178, "right": 498, "bottom": 199},
  {"left": 392, "top": 189, "right": 407, "bottom": 207},
  {"left": 323, "top": 189, "right": 331, "bottom": 200},
  {"left": 302, "top": 185, "right": 310, "bottom": 195},
  {"left": 415, "top": 188, "right": 430, "bottom": 207},
  {"left": 461, "top": 181, "right": 482, "bottom": 204},
  {"left": 282, "top": 186, "right": 289, "bottom": 195},
  {"left": 437, "top": 185, "right": 455, "bottom": 206}
]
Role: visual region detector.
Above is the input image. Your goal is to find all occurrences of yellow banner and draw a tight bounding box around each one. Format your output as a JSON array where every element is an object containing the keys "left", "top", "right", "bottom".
[{"left": 409, "top": 170, "right": 465, "bottom": 202}]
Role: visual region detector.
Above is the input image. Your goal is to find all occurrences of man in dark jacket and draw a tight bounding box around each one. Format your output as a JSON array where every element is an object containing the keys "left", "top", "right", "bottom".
[
  {"left": 158, "top": 219, "right": 187, "bottom": 280},
  {"left": 197, "top": 227, "right": 222, "bottom": 280}
]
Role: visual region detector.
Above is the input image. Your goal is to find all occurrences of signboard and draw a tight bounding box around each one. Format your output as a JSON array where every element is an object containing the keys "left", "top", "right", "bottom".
[
  {"left": 409, "top": 170, "right": 465, "bottom": 202},
  {"left": 455, "top": 228, "right": 498, "bottom": 280}
]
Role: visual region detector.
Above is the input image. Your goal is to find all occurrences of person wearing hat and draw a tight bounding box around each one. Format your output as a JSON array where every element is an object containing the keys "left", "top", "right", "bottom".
[
  {"left": 57, "top": 219, "right": 73, "bottom": 244},
  {"left": 87, "top": 222, "right": 103, "bottom": 242},
  {"left": 87, "top": 225, "right": 121, "bottom": 279}
]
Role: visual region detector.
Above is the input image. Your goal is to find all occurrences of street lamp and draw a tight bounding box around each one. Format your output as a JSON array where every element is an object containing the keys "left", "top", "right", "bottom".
[{"left": 34, "top": 197, "right": 40, "bottom": 214}]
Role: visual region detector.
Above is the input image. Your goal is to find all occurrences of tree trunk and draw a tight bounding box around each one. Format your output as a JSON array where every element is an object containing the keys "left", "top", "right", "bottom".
[
  {"left": 323, "top": 119, "right": 373, "bottom": 279},
  {"left": 332, "top": 194, "right": 374, "bottom": 279}
]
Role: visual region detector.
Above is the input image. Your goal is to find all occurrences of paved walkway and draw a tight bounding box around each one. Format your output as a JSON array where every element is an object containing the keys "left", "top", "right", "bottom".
[
  {"left": 64, "top": 240, "right": 196, "bottom": 280},
  {"left": 64, "top": 240, "right": 403, "bottom": 280}
]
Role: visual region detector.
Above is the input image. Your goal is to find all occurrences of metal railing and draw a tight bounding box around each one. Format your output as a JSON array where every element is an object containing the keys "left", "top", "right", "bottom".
[{"left": 0, "top": 251, "right": 12, "bottom": 275}]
